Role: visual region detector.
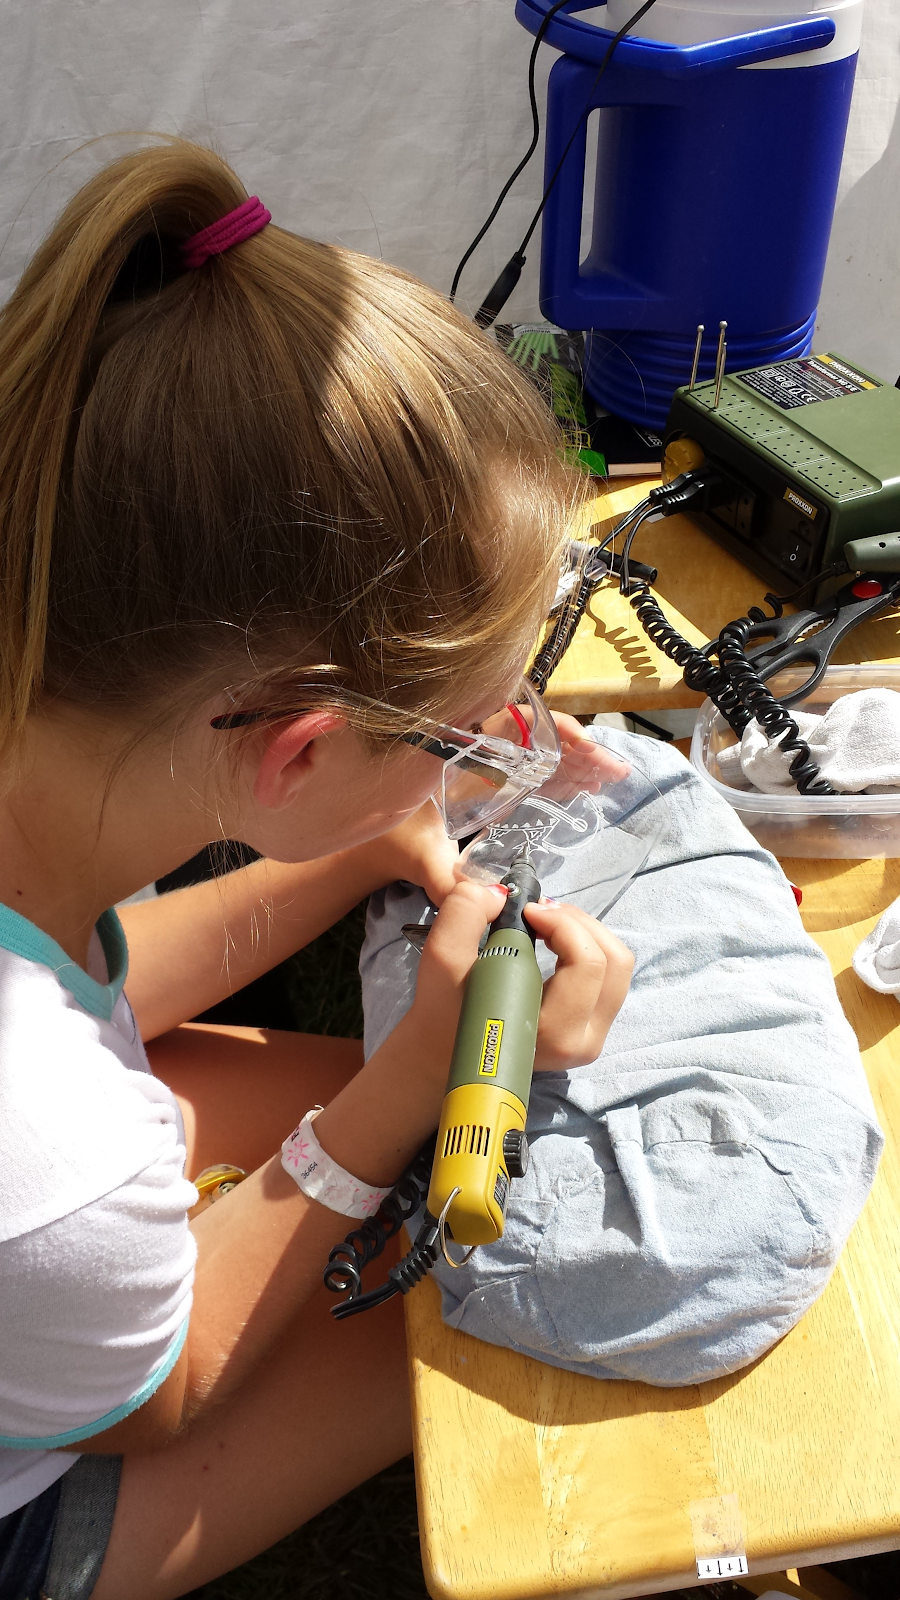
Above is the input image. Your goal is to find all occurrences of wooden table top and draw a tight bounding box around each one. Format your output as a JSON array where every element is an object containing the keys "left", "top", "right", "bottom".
[
  {"left": 406, "top": 855, "right": 900, "bottom": 1600},
  {"left": 545, "top": 481, "right": 900, "bottom": 715}
]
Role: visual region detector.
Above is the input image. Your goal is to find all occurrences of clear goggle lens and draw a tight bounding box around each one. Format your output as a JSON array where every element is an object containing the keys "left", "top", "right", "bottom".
[{"left": 434, "top": 680, "right": 561, "bottom": 840}]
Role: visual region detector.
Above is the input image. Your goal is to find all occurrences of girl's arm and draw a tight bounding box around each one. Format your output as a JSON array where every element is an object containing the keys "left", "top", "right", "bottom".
[
  {"left": 119, "top": 806, "right": 458, "bottom": 1041},
  {"left": 120, "top": 853, "right": 388, "bottom": 1042},
  {"left": 121, "top": 719, "right": 624, "bottom": 1042},
  {"left": 72, "top": 888, "right": 633, "bottom": 1455}
]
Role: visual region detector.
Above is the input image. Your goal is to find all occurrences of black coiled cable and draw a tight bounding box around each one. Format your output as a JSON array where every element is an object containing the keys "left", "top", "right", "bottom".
[
  {"left": 530, "top": 564, "right": 599, "bottom": 695},
  {"left": 626, "top": 583, "right": 835, "bottom": 794},
  {"left": 627, "top": 583, "right": 746, "bottom": 733},
  {"left": 324, "top": 1138, "right": 436, "bottom": 1316},
  {"left": 715, "top": 612, "right": 834, "bottom": 795},
  {"left": 528, "top": 499, "right": 658, "bottom": 695},
  {"left": 386, "top": 1221, "right": 443, "bottom": 1296},
  {"left": 329, "top": 1214, "right": 444, "bottom": 1321}
]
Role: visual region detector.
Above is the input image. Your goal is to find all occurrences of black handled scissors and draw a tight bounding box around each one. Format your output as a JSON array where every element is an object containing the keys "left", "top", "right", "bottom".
[{"left": 735, "top": 573, "right": 900, "bottom": 707}]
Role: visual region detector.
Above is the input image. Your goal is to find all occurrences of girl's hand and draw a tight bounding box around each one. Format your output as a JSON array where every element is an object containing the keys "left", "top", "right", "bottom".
[
  {"left": 406, "top": 878, "right": 510, "bottom": 1075},
  {"left": 407, "top": 883, "right": 633, "bottom": 1079},
  {"left": 542, "top": 711, "right": 629, "bottom": 803},
  {"left": 525, "top": 900, "right": 634, "bottom": 1071},
  {"left": 349, "top": 802, "right": 459, "bottom": 905},
  {"left": 483, "top": 705, "right": 629, "bottom": 804}
]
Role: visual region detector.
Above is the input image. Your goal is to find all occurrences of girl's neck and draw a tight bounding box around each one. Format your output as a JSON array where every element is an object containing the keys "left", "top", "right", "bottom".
[{"left": 0, "top": 711, "right": 213, "bottom": 969}]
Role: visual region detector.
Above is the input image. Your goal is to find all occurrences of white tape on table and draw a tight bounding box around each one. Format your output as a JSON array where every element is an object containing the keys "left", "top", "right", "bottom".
[{"left": 689, "top": 1493, "right": 749, "bottom": 1582}]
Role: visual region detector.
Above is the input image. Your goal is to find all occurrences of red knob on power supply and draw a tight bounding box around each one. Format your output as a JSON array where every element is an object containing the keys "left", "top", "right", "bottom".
[{"left": 851, "top": 579, "right": 884, "bottom": 599}]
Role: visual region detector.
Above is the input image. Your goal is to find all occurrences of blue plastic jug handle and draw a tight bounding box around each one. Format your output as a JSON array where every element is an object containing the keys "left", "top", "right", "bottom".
[
  {"left": 515, "top": 0, "right": 836, "bottom": 75},
  {"left": 534, "top": 52, "right": 651, "bottom": 327}
]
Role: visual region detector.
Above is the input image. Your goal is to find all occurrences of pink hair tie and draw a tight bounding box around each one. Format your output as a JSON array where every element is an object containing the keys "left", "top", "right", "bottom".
[{"left": 182, "top": 196, "right": 272, "bottom": 269}]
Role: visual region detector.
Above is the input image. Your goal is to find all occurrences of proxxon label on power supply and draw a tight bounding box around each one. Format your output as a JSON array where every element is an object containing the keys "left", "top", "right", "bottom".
[{"left": 783, "top": 487, "right": 818, "bottom": 520}]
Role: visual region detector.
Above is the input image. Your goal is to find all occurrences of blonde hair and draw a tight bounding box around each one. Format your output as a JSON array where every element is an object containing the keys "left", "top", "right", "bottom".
[{"left": 0, "top": 138, "right": 578, "bottom": 752}]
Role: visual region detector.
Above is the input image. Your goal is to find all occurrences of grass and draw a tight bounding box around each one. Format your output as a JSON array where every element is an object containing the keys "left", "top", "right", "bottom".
[{"left": 281, "top": 901, "right": 368, "bottom": 1039}]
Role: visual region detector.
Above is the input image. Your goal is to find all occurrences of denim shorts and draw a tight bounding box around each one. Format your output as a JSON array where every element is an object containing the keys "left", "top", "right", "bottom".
[{"left": 0, "top": 1455, "right": 121, "bottom": 1600}]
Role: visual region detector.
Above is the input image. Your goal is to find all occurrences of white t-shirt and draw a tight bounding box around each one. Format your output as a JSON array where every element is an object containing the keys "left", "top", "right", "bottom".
[{"left": 0, "top": 904, "right": 197, "bottom": 1516}]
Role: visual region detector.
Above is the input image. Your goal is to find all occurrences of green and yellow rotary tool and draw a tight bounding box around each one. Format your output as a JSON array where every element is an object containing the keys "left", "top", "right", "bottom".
[
  {"left": 326, "top": 850, "right": 543, "bottom": 1317},
  {"left": 426, "top": 849, "right": 542, "bottom": 1249}
]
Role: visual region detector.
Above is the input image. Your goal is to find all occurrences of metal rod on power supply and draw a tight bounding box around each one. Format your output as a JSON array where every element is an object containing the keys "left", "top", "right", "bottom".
[
  {"left": 713, "top": 341, "right": 727, "bottom": 408},
  {"left": 688, "top": 324, "right": 704, "bottom": 390},
  {"left": 713, "top": 320, "right": 727, "bottom": 408}
]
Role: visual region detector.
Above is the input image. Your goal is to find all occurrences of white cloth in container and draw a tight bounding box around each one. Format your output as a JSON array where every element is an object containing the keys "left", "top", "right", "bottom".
[{"left": 716, "top": 688, "right": 900, "bottom": 795}]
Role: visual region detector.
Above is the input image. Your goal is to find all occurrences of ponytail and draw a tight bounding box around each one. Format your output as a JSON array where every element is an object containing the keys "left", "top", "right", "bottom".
[
  {"left": 0, "top": 142, "right": 245, "bottom": 743},
  {"left": 0, "top": 138, "right": 577, "bottom": 753}
]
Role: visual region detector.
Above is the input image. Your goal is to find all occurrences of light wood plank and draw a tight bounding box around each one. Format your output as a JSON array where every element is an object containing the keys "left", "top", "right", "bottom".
[
  {"left": 406, "top": 856, "right": 900, "bottom": 1600},
  {"left": 546, "top": 482, "right": 900, "bottom": 714}
]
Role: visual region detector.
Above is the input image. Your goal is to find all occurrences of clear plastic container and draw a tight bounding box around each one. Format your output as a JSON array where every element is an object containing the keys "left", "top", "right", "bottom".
[{"left": 690, "top": 664, "right": 900, "bottom": 859}]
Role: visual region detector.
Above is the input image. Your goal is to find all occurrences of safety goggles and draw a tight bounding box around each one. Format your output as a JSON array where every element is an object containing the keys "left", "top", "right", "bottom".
[
  {"left": 211, "top": 677, "right": 561, "bottom": 841},
  {"left": 407, "top": 679, "right": 561, "bottom": 839}
]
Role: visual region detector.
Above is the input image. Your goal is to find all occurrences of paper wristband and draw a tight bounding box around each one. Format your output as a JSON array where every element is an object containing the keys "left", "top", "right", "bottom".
[{"left": 281, "top": 1107, "right": 391, "bottom": 1219}]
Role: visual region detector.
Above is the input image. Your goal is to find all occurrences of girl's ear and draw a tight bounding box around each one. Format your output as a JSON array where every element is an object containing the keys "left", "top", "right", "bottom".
[{"left": 252, "top": 712, "right": 346, "bottom": 810}]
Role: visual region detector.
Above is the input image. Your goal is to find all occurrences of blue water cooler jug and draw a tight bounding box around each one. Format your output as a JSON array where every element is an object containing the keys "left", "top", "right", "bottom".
[{"left": 515, "top": 0, "right": 863, "bottom": 427}]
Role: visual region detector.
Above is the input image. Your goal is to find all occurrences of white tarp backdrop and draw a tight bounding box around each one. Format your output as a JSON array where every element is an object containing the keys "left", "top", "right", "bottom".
[{"left": 0, "top": 0, "right": 897, "bottom": 377}]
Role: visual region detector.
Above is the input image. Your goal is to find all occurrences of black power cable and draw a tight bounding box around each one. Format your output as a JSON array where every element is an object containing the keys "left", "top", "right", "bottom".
[
  {"left": 605, "top": 473, "right": 838, "bottom": 793},
  {"left": 324, "top": 1138, "right": 437, "bottom": 1318},
  {"left": 449, "top": 0, "right": 571, "bottom": 309},
  {"left": 527, "top": 499, "right": 663, "bottom": 694},
  {"left": 615, "top": 502, "right": 660, "bottom": 594},
  {"left": 627, "top": 584, "right": 835, "bottom": 793},
  {"left": 450, "top": 0, "right": 661, "bottom": 328},
  {"left": 528, "top": 468, "right": 847, "bottom": 795},
  {"left": 529, "top": 551, "right": 605, "bottom": 695}
]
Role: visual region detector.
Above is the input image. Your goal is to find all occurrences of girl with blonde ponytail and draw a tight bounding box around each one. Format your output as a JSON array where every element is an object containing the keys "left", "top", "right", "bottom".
[{"left": 0, "top": 139, "right": 631, "bottom": 1598}]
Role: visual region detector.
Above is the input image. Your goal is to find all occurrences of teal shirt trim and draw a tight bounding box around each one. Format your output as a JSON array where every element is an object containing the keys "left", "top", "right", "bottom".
[
  {"left": 0, "top": 903, "right": 128, "bottom": 1021},
  {"left": 0, "top": 1316, "right": 189, "bottom": 1449}
]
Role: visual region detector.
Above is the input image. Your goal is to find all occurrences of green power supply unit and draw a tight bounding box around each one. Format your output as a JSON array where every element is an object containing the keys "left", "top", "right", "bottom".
[{"left": 664, "top": 353, "right": 900, "bottom": 593}]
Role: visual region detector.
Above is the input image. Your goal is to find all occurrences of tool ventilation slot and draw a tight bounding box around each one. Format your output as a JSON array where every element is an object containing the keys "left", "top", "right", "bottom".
[
  {"left": 443, "top": 1124, "right": 492, "bottom": 1159},
  {"left": 480, "top": 946, "right": 518, "bottom": 958}
]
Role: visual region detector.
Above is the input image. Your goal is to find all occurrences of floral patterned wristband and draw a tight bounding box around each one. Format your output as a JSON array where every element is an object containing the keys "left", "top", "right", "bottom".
[{"left": 281, "top": 1107, "right": 391, "bottom": 1219}]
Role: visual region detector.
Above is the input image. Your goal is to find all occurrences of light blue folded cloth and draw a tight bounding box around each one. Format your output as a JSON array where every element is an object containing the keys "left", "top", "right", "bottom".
[{"left": 360, "top": 731, "right": 882, "bottom": 1386}]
